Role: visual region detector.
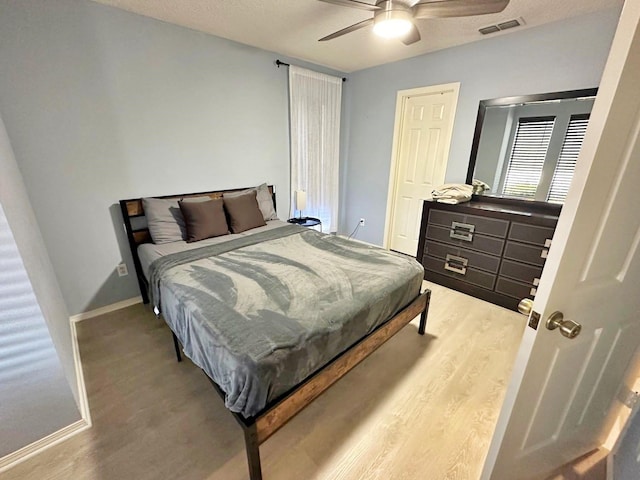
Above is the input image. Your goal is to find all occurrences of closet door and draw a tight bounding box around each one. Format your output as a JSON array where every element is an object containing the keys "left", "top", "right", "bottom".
[{"left": 387, "top": 83, "right": 460, "bottom": 256}]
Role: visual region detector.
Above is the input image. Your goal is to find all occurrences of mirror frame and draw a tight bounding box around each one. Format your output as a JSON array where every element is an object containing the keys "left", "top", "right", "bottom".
[{"left": 465, "top": 88, "right": 599, "bottom": 189}]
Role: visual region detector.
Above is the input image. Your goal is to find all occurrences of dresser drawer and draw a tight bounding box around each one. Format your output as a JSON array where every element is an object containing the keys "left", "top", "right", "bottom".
[
  {"left": 499, "top": 259, "right": 543, "bottom": 285},
  {"left": 425, "top": 241, "right": 501, "bottom": 274},
  {"left": 423, "top": 255, "right": 496, "bottom": 290},
  {"left": 509, "top": 222, "right": 555, "bottom": 247},
  {"left": 495, "top": 277, "right": 537, "bottom": 300},
  {"left": 503, "top": 241, "right": 547, "bottom": 267},
  {"left": 428, "top": 209, "right": 509, "bottom": 238},
  {"left": 426, "top": 224, "right": 505, "bottom": 256}
]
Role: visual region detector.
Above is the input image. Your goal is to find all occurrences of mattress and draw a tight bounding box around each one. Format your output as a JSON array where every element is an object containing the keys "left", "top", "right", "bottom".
[{"left": 147, "top": 224, "right": 424, "bottom": 417}]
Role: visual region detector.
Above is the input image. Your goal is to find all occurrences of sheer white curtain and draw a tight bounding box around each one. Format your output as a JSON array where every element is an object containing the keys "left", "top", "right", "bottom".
[{"left": 289, "top": 66, "right": 342, "bottom": 233}]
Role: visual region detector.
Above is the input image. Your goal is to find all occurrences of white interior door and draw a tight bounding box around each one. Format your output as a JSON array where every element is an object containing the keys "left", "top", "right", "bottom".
[
  {"left": 483, "top": 3, "right": 640, "bottom": 479},
  {"left": 387, "top": 84, "right": 459, "bottom": 256}
]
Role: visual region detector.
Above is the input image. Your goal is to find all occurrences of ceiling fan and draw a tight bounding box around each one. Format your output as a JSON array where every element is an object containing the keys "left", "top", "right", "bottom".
[{"left": 318, "top": 0, "right": 510, "bottom": 45}]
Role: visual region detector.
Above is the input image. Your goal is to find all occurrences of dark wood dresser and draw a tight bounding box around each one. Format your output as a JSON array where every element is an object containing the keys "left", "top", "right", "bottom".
[{"left": 416, "top": 196, "right": 561, "bottom": 312}]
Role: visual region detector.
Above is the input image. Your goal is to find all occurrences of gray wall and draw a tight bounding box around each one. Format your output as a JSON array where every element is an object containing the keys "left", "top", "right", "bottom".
[
  {"left": 340, "top": 8, "right": 621, "bottom": 245},
  {"left": 0, "top": 0, "right": 345, "bottom": 315}
]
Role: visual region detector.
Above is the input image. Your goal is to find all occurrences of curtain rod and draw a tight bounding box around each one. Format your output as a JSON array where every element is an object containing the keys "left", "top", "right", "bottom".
[{"left": 276, "top": 59, "right": 346, "bottom": 82}]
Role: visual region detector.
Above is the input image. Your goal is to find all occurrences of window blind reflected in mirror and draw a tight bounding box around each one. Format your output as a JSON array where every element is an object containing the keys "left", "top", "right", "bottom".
[{"left": 502, "top": 117, "right": 556, "bottom": 198}]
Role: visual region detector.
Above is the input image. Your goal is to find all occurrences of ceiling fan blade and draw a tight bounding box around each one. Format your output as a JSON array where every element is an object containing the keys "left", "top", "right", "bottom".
[
  {"left": 401, "top": 24, "right": 421, "bottom": 45},
  {"left": 413, "top": 0, "right": 509, "bottom": 19},
  {"left": 317, "top": 0, "right": 380, "bottom": 11},
  {"left": 319, "top": 18, "right": 374, "bottom": 41}
]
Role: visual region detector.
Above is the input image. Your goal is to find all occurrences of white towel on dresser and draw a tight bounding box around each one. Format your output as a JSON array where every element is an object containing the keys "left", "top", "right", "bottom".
[{"left": 431, "top": 184, "right": 474, "bottom": 204}]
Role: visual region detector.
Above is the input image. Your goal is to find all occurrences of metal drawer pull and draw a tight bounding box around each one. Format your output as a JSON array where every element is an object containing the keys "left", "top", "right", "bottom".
[
  {"left": 444, "top": 254, "right": 468, "bottom": 275},
  {"left": 450, "top": 221, "right": 475, "bottom": 241}
]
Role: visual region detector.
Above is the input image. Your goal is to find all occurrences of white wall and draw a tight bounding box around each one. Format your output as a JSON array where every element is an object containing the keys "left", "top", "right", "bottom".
[
  {"left": 0, "top": 202, "right": 80, "bottom": 457},
  {"left": 0, "top": 114, "right": 79, "bottom": 403},
  {"left": 340, "top": 8, "right": 621, "bottom": 246},
  {"left": 0, "top": 0, "right": 345, "bottom": 315},
  {"left": 0, "top": 112, "right": 81, "bottom": 455}
]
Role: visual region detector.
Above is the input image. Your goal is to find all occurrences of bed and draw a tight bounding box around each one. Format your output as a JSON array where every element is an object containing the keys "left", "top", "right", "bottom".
[{"left": 120, "top": 185, "right": 430, "bottom": 480}]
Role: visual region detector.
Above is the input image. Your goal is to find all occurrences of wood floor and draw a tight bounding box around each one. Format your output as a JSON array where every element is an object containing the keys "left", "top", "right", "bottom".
[{"left": 4, "top": 282, "right": 525, "bottom": 480}]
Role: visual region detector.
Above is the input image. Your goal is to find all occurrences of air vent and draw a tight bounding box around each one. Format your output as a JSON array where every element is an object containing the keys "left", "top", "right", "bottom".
[
  {"left": 479, "top": 18, "right": 524, "bottom": 35},
  {"left": 479, "top": 25, "right": 500, "bottom": 35},
  {"left": 498, "top": 19, "right": 521, "bottom": 30}
]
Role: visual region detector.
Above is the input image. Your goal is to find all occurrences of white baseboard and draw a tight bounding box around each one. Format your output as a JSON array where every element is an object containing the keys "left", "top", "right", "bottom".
[
  {"left": 70, "top": 320, "right": 91, "bottom": 426},
  {"left": 0, "top": 295, "right": 137, "bottom": 472},
  {"left": 70, "top": 296, "right": 142, "bottom": 322},
  {"left": 69, "top": 296, "right": 141, "bottom": 424},
  {"left": 0, "top": 297, "right": 102, "bottom": 472},
  {"left": 338, "top": 234, "right": 380, "bottom": 248},
  {"left": 0, "top": 419, "right": 89, "bottom": 474}
]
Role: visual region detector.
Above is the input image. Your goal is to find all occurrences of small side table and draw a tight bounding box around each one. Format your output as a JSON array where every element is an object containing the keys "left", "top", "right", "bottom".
[{"left": 287, "top": 217, "right": 322, "bottom": 230}]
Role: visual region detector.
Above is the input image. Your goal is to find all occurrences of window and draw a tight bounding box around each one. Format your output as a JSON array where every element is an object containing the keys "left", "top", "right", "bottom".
[
  {"left": 547, "top": 114, "right": 590, "bottom": 203},
  {"left": 288, "top": 66, "right": 342, "bottom": 233},
  {"left": 502, "top": 117, "right": 556, "bottom": 199},
  {"left": 500, "top": 113, "right": 591, "bottom": 202}
]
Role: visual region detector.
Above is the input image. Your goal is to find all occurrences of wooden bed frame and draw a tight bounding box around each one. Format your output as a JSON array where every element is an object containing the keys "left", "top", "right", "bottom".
[{"left": 119, "top": 186, "right": 431, "bottom": 480}]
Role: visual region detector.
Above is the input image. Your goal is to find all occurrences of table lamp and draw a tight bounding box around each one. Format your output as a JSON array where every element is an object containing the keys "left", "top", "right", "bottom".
[{"left": 295, "top": 190, "right": 306, "bottom": 220}]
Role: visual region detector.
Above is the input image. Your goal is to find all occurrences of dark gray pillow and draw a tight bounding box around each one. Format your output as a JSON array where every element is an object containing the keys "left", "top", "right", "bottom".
[
  {"left": 223, "top": 191, "right": 267, "bottom": 233},
  {"left": 225, "top": 183, "right": 278, "bottom": 221},
  {"left": 178, "top": 198, "right": 229, "bottom": 243},
  {"left": 142, "top": 197, "right": 186, "bottom": 244}
]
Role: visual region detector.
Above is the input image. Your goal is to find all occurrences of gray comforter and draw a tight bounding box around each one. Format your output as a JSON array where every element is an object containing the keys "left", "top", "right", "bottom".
[{"left": 149, "top": 225, "right": 424, "bottom": 417}]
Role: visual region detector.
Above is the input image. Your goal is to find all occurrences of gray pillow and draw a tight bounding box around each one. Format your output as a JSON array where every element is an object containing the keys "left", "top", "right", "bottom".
[
  {"left": 223, "top": 191, "right": 267, "bottom": 233},
  {"left": 225, "top": 183, "right": 278, "bottom": 221},
  {"left": 142, "top": 197, "right": 186, "bottom": 244}
]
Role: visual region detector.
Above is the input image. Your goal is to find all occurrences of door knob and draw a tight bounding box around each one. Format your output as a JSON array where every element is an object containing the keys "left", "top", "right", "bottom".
[
  {"left": 518, "top": 298, "right": 533, "bottom": 316},
  {"left": 545, "top": 311, "right": 581, "bottom": 339}
]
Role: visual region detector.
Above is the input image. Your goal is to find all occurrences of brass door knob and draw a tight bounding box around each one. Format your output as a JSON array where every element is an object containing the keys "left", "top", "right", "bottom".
[
  {"left": 518, "top": 298, "right": 533, "bottom": 316},
  {"left": 545, "top": 311, "right": 581, "bottom": 339}
]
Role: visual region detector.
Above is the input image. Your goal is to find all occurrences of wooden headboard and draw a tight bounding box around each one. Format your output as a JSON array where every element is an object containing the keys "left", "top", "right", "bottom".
[{"left": 119, "top": 185, "right": 276, "bottom": 304}]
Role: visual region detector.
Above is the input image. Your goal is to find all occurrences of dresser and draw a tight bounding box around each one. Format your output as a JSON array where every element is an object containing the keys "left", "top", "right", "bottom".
[{"left": 416, "top": 196, "right": 561, "bottom": 312}]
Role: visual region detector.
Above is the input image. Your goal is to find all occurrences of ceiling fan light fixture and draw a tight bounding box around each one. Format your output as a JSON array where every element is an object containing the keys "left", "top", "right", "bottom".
[{"left": 373, "top": 10, "right": 413, "bottom": 38}]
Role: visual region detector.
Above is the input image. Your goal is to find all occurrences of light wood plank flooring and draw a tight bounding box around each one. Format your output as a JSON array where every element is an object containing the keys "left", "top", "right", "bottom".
[{"left": 3, "top": 282, "right": 525, "bottom": 480}]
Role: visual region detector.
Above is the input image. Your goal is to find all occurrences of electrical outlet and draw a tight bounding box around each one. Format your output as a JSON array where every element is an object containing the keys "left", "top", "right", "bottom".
[
  {"left": 117, "top": 263, "right": 128, "bottom": 277},
  {"left": 359, "top": 218, "right": 365, "bottom": 227}
]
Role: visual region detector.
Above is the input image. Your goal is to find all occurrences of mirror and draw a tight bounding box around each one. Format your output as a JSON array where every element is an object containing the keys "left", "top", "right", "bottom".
[{"left": 466, "top": 88, "right": 597, "bottom": 204}]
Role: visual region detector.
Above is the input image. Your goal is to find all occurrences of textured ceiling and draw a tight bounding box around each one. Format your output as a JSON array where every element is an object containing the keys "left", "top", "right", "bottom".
[{"left": 91, "top": 0, "right": 622, "bottom": 72}]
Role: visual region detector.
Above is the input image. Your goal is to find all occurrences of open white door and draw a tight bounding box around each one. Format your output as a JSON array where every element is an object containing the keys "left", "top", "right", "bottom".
[{"left": 482, "top": 2, "right": 640, "bottom": 479}]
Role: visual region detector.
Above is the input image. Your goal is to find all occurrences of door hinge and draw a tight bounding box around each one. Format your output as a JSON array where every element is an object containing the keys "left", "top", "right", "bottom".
[{"left": 618, "top": 385, "right": 640, "bottom": 409}]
